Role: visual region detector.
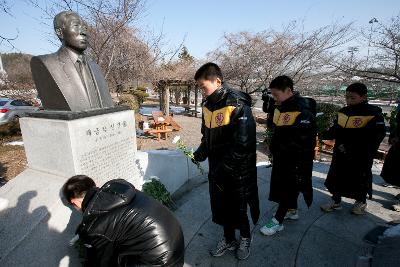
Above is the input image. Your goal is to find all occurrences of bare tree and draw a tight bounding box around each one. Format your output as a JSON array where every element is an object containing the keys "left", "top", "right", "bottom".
[
  {"left": 208, "top": 22, "right": 353, "bottom": 94},
  {"left": 158, "top": 53, "right": 196, "bottom": 81},
  {"left": 0, "top": 0, "right": 18, "bottom": 49},
  {"left": 101, "top": 26, "right": 157, "bottom": 89},
  {"left": 154, "top": 46, "right": 198, "bottom": 115},
  {"left": 1, "top": 53, "right": 34, "bottom": 88},
  {"left": 27, "top": 0, "right": 146, "bottom": 77},
  {"left": 337, "top": 14, "right": 400, "bottom": 84},
  {"left": 27, "top": 0, "right": 185, "bottom": 93}
]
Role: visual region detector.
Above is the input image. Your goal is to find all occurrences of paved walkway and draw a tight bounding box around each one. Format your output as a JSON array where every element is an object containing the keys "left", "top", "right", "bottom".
[{"left": 174, "top": 162, "right": 400, "bottom": 267}]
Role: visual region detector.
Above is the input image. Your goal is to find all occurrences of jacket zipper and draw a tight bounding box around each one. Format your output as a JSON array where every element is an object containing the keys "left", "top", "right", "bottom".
[
  {"left": 210, "top": 111, "right": 213, "bottom": 128},
  {"left": 208, "top": 110, "right": 213, "bottom": 149}
]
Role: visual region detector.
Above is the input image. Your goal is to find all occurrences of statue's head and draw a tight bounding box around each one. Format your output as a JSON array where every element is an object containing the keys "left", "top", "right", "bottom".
[{"left": 54, "top": 11, "right": 88, "bottom": 52}]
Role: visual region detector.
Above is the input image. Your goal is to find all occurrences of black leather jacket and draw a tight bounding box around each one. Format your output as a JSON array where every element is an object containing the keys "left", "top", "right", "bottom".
[
  {"left": 269, "top": 93, "right": 317, "bottom": 207},
  {"left": 194, "top": 85, "right": 259, "bottom": 226},
  {"left": 323, "top": 101, "right": 386, "bottom": 162},
  {"left": 194, "top": 85, "right": 256, "bottom": 171},
  {"left": 77, "top": 179, "right": 184, "bottom": 267},
  {"left": 323, "top": 101, "right": 386, "bottom": 199}
]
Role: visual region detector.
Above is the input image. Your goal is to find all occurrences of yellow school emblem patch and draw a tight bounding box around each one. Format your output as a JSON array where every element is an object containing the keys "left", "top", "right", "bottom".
[
  {"left": 337, "top": 113, "right": 375, "bottom": 128},
  {"left": 273, "top": 109, "right": 301, "bottom": 126},
  {"left": 282, "top": 113, "right": 292, "bottom": 125},
  {"left": 215, "top": 112, "right": 224, "bottom": 126},
  {"left": 203, "top": 106, "right": 236, "bottom": 128},
  {"left": 352, "top": 117, "right": 363, "bottom": 128}
]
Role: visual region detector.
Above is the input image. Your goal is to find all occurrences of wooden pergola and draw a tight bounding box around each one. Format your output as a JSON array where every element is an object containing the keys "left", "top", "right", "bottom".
[{"left": 154, "top": 79, "right": 200, "bottom": 117}]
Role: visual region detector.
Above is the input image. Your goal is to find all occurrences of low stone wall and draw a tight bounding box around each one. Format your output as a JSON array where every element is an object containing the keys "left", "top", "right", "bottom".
[{"left": 135, "top": 150, "right": 208, "bottom": 193}]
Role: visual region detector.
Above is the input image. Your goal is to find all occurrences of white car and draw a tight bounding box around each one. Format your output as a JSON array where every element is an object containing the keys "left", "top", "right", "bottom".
[{"left": 0, "top": 98, "right": 39, "bottom": 125}]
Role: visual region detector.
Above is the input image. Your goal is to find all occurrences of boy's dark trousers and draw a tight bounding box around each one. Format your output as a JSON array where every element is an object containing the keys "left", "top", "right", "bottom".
[
  {"left": 223, "top": 215, "right": 251, "bottom": 242},
  {"left": 274, "top": 192, "right": 299, "bottom": 224}
]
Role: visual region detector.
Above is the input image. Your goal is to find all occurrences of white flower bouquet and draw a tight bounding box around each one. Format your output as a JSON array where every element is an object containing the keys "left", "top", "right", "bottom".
[{"left": 172, "top": 136, "right": 204, "bottom": 174}]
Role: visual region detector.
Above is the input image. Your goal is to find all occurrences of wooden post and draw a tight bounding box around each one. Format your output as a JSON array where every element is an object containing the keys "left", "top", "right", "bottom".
[
  {"left": 163, "top": 85, "right": 170, "bottom": 116},
  {"left": 175, "top": 87, "right": 181, "bottom": 105},
  {"left": 159, "top": 86, "right": 164, "bottom": 111},
  {"left": 314, "top": 135, "right": 319, "bottom": 160},
  {"left": 187, "top": 85, "right": 191, "bottom": 108}
]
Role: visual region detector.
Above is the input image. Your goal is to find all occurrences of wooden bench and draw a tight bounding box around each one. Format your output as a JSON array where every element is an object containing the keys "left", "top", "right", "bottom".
[
  {"left": 321, "top": 139, "right": 335, "bottom": 151},
  {"left": 152, "top": 111, "right": 164, "bottom": 122},
  {"left": 147, "top": 128, "right": 173, "bottom": 141},
  {"left": 164, "top": 116, "right": 181, "bottom": 131}
]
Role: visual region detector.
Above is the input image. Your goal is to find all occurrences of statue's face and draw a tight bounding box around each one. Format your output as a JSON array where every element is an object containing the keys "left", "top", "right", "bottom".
[{"left": 60, "top": 13, "right": 88, "bottom": 52}]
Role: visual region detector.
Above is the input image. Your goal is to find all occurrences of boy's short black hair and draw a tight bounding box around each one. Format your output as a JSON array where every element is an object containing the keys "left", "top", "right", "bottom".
[
  {"left": 194, "top": 62, "right": 223, "bottom": 82},
  {"left": 62, "top": 175, "right": 96, "bottom": 203},
  {"left": 269, "top": 75, "right": 294, "bottom": 91},
  {"left": 346, "top": 82, "right": 368, "bottom": 96}
]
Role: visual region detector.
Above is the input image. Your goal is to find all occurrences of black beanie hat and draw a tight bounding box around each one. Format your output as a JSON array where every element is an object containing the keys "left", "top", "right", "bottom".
[{"left": 346, "top": 82, "right": 368, "bottom": 96}]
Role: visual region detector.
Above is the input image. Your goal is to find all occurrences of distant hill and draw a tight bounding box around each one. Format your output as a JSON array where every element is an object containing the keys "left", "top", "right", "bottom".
[{"left": 1, "top": 52, "right": 34, "bottom": 89}]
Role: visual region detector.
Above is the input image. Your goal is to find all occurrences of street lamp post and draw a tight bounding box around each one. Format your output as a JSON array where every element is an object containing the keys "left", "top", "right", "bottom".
[
  {"left": 348, "top": 46, "right": 359, "bottom": 66},
  {"left": 367, "top": 17, "right": 378, "bottom": 64}
]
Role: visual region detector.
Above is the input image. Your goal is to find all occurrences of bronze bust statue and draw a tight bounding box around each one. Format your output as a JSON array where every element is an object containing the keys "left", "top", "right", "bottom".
[{"left": 30, "top": 11, "right": 114, "bottom": 111}]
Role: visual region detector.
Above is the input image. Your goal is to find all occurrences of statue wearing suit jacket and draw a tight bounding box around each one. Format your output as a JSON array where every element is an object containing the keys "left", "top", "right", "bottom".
[{"left": 31, "top": 11, "right": 114, "bottom": 111}]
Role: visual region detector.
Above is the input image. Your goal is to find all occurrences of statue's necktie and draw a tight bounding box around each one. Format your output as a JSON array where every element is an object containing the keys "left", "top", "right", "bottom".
[{"left": 76, "top": 55, "right": 101, "bottom": 108}]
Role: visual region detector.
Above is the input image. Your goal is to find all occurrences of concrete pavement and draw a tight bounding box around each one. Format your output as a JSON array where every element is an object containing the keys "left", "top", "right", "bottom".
[
  {"left": 175, "top": 162, "right": 400, "bottom": 267},
  {"left": 1, "top": 161, "right": 399, "bottom": 266}
]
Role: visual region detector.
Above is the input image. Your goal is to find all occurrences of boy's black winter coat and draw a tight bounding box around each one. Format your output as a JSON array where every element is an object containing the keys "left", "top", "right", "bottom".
[
  {"left": 268, "top": 93, "right": 317, "bottom": 207},
  {"left": 77, "top": 179, "right": 184, "bottom": 267},
  {"left": 324, "top": 102, "right": 386, "bottom": 200},
  {"left": 194, "top": 85, "right": 260, "bottom": 228}
]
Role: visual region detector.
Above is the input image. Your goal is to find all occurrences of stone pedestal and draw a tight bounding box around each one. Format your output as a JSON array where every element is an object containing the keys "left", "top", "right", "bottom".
[
  {"left": 0, "top": 107, "right": 209, "bottom": 266},
  {"left": 20, "top": 107, "right": 139, "bottom": 186},
  {"left": 0, "top": 107, "right": 139, "bottom": 266}
]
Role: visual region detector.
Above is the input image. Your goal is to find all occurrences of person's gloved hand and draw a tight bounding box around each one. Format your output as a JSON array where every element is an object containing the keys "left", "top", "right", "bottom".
[
  {"left": 192, "top": 150, "right": 208, "bottom": 163},
  {"left": 192, "top": 151, "right": 200, "bottom": 163}
]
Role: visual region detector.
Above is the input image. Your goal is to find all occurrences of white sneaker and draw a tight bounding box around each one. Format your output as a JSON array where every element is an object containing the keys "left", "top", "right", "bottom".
[
  {"left": 351, "top": 201, "right": 367, "bottom": 215},
  {"left": 284, "top": 209, "right": 299, "bottom": 220},
  {"left": 320, "top": 201, "right": 342, "bottom": 212},
  {"left": 260, "top": 217, "right": 284, "bottom": 236},
  {"left": 392, "top": 202, "right": 400, "bottom": 212}
]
